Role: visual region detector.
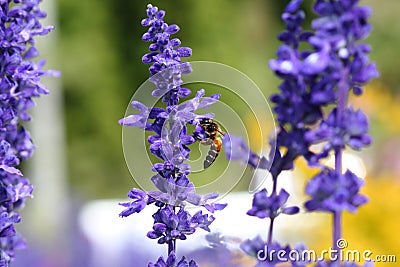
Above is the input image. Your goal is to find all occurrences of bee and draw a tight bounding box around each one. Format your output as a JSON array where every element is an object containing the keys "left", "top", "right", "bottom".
[{"left": 194, "top": 118, "right": 225, "bottom": 169}]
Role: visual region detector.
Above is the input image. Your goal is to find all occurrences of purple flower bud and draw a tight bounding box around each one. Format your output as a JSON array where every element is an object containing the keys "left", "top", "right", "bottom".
[
  {"left": 285, "top": 0, "right": 303, "bottom": 13},
  {"left": 155, "top": 10, "right": 165, "bottom": 20},
  {"left": 165, "top": 24, "right": 180, "bottom": 34},
  {"left": 176, "top": 47, "right": 192, "bottom": 58},
  {"left": 142, "top": 32, "right": 153, "bottom": 42}
]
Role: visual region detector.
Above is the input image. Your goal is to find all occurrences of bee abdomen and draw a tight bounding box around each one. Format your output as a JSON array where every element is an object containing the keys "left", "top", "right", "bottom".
[{"left": 203, "top": 144, "right": 219, "bottom": 169}]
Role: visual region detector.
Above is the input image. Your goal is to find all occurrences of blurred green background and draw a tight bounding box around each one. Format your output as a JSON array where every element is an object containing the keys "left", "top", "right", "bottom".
[
  {"left": 17, "top": 0, "right": 400, "bottom": 266},
  {"left": 57, "top": 0, "right": 400, "bottom": 198},
  {"left": 58, "top": 0, "right": 283, "bottom": 199}
]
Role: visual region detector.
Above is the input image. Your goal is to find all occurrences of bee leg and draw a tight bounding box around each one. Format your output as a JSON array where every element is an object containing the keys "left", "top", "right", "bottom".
[{"left": 200, "top": 139, "right": 213, "bottom": 145}]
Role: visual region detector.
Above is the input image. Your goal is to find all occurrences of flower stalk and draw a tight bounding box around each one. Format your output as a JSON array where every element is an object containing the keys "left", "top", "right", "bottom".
[
  {"left": 227, "top": 0, "right": 378, "bottom": 266},
  {"left": 119, "top": 5, "right": 226, "bottom": 266},
  {"left": 0, "top": 0, "right": 58, "bottom": 265}
]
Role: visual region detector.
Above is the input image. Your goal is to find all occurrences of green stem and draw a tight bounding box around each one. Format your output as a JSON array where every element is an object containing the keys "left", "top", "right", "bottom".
[
  {"left": 333, "top": 72, "right": 348, "bottom": 263},
  {"left": 168, "top": 205, "right": 176, "bottom": 255},
  {"left": 267, "top": 217, "right": 275, "bottom": 245}
]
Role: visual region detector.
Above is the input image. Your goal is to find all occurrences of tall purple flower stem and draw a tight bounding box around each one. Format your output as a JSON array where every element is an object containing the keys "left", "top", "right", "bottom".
[
  {"left": 119, "top": 5, "right": 226, "bottom": 266},
  {"left": 227, "top": 0, "right": 378, "bottom": 266},
  {"left": 333, "top": 73, "right": 349, "bottom": 255},
  {"left": 0, "top": 0, "right": 58, "bottom": 265}
]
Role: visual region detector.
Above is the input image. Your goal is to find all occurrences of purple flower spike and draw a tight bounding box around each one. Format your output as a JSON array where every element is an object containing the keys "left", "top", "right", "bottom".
[
  {"left": 142, "top": 4, "right": 193, "bottom": 76},
  {"left": 0, "top": 0, "right": 58, "bottom": 263},
  {"left": 120, "top": 5, "right": 226, "bottom": 266},
  {"left": 242, "top": 0, "right": 377, "bottom": 262}
]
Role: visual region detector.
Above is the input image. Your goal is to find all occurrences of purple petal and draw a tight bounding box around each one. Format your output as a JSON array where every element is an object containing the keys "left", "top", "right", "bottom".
[
  {"left": 127, "top": 188, "right": 146, "bottom": 200},
  {"left": 301, "top": 51, "right": 329, "bottom": 75},
  {"left": 204, "top": 203, "right": 227, "bottom": 213},
  {"left": 153, "top": 223, "right": 167, "bottom": 232},
  {"left": 282, "top": 206, "right": 300, "bottom": 215},
  {"left": 180, "top": 135, "right": 195, "bottom": 145},
  {"left": 131, "top": 101, "right": 148, "bottom": 112},
  {"left": 118, "top": 115, "right": 145, "bottom": 128},
  {"left": 0, "top": 165, "right": 22, "bottom": 176}
]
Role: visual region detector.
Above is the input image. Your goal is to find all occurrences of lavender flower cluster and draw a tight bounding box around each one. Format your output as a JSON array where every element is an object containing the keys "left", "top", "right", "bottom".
[
  {"left": 236, "top": 0, "right": 378, "bottom": 266},
  {"left": 119, "top": 5, "right": 226, "bottom": 266},
  {"left": 0, "top": 0, "right": 58, "bottom": 265}
]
